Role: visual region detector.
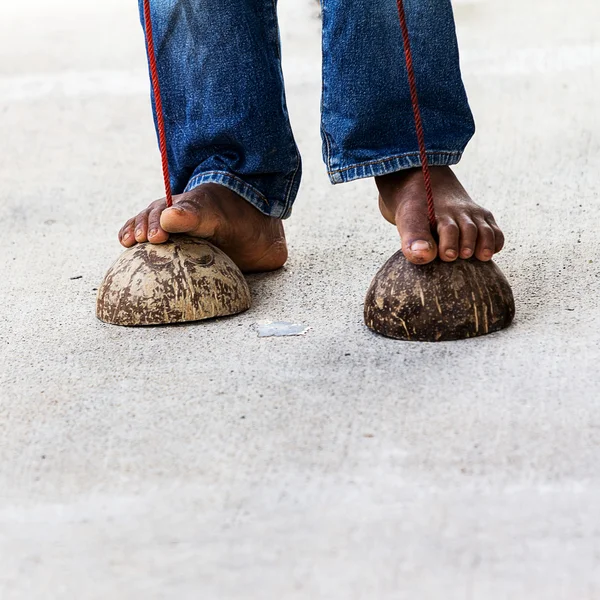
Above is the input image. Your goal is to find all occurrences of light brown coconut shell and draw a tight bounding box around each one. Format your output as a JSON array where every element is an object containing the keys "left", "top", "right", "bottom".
[
  {"left": 97, "top": 235, "right": 251, "bottom": 326},
  {"left": 364, "top": 252, "right": 515, "bottom": 341}
]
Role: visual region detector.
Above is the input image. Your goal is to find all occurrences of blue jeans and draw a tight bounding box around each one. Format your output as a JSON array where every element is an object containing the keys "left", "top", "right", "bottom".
[{"left": 139, "top": 0, "right": 475, "bottom": 219}]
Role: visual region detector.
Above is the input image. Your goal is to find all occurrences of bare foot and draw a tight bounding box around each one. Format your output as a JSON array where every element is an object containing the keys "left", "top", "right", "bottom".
[
  {"left": 376, "top": 166, "right": 505, "bottom": 265},
  {"left": 118, "top": 183, "right": 287, "bottom": 273}
]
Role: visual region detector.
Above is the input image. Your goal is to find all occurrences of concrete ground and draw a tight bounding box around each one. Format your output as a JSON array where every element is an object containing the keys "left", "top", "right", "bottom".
[{"left": 1, "top": 0, "right": 599, "bottom": 598}]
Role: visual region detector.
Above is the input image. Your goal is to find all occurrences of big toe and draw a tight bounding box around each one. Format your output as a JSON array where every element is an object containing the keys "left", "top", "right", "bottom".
[
  {"left": 159, "top": 205, "right": 201, "bottom": 234},
  {"left": 403, "top": 238, "right": 437, "bottom": 265},
  {"left": 396, "top": 209, "right": 438, "bottom": 265}
]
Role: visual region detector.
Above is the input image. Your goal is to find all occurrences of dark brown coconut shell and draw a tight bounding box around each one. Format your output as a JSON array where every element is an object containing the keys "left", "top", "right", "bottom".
[
  {"left": 97, "top": 235, "right": 251, "bottom": 326},
  {"left": 364, "top": 251, "right": 515, "bottom": 341}
]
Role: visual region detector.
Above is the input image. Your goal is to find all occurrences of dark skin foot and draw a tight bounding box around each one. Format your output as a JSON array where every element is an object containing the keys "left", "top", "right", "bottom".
[
  {"left": 118, "top": 183, "right": 288, "bottom": 273},
  {"left": 376, "top": 166, "right": 505, "bottom": 265}
]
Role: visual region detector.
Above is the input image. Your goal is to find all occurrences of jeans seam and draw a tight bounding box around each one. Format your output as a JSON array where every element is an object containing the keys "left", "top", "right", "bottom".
[
  {"left": 319, "top": 0, "right": 334, "bottom": 174},
  {"left": 327, "top": 150, "right": 462, "bottom": 175},
  {"left": 268, "top": 0, "right": 301, "bottom": 217},
  {"left": 281, "top": 152, "right": 302, "bottom": 217},
  {"left": 321, "top": 125, "right": 334, "bottom": 173},
  {"left": 268, "top": 0, "right": 281, "bottom": 61}
]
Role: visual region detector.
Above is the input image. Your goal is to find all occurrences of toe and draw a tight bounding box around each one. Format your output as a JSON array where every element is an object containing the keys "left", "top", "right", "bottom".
[
  {"left": 474, "top": 219, "right": 496, "bottom": 261},
  {"left": 119, "top": 219, "right": 136, "bottom": 248},
  {"left": 437, "top": 218, "right": 460, "bottom": 262},
  {"left": 147, "top": 207, "right": 169, "bottom": 244},
  {"left": 487, "top": 216, "right": 505, "bottom": 254},
  {"left": 396, "top": 204, "right": 438, "bottom": 265},
  {"left": 134, "top": 212, "right": 149, "bottom": 243},
  {"left": 458, "top": 218, "right": 478, "bottom": 259},
  {"left": 160, "top": 204, "right": 202, "bottom": 234}
]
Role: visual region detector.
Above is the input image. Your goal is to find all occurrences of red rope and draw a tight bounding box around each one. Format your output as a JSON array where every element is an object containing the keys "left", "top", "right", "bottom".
[
  {"left": 143, "top": 0, "right": 173, "bottom": 208},
  {"left": 395, "top": 0, "right": 436, "bottom": 230}
]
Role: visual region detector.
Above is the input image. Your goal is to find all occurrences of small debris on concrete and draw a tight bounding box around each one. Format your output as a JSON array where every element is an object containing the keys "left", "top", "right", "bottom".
[
  {"left": 70, "top": 275, "right": 83, "bottom": 280},
  {"left": 255, "top": 321, "right": 310, "bottom": 338}
]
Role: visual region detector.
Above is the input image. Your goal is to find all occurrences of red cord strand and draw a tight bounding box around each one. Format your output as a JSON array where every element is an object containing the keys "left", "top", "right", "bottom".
[
  {"left": 395, "top": 0, "right": 436, "bottom": 230},
  {"left": 143, "top": 0, "right": 173, "bottom": 208}
]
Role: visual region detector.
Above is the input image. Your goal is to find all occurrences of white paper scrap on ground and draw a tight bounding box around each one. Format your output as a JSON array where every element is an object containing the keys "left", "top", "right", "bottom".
[{"left": 255, "top": 321, "right": 310, "bottom": 338}]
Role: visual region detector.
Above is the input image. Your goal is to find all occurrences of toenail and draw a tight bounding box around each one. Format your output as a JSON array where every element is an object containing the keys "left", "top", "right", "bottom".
[
  {"left": 123, "top": 232, "right": 130, "bottom": 240},
  {"left": 483, "top": 249, "right": 493, "bottom": 259},
  {"left": 149, "top": 229, "right": 158, "bottom": 237},
  {"left": 135, "top": 229, "right": 143, "bottom": 237},
  {"left": 462, "top": 248, "right": 473, "bottom": 257},
  {"left": 410, "top": 240, "right": 431, "bottom": 252},
  {"left": 445, "top": 249, "right": 458, "bottom": 259}
]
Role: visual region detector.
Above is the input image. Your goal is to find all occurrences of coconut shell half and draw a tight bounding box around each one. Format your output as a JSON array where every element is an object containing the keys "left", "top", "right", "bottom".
[
  {"left": 364, "top": 251, "right": 515, "bottom": 342},
  {"left": 97, "top": 235, "right": 251, "bottom": 326}
]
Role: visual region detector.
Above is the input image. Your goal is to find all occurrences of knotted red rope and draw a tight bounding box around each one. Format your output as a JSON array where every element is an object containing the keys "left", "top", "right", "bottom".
[
  {"left": 142, "top": 0, "right": 173, "bottom": 207},
  {"left": 395, "top": 0, "right": 437, "bottom": 230}
]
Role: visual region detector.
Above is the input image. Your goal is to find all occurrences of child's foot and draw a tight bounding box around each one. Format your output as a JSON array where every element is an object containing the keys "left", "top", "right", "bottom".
[
  {"left": 376, "top": 166, "right": 505, "bottom": 265},
  {"left": 118, "top": 184, "right": 288, "bottom": 273}
]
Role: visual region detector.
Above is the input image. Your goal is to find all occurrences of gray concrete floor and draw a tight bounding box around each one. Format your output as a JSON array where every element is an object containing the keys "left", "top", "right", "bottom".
[{"left": 1, "top": 0, "right": 600, "bottom": 598}]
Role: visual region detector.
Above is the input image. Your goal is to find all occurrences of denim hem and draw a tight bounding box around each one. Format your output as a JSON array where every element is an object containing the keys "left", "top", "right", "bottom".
[
  {"left": 279, "top": 152, "right": 302, "bottom": 219},
  {"left": 184, "top": 171, "right": 291, "bottom": 219},
  {"left": 327, "top": 150, "right": 464, "bottom": 184}
]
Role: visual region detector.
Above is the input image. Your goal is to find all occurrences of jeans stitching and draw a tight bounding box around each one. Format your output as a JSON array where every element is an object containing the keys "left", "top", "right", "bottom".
[
  {"left": 323, "top": 129, "right": 333, "bottom": 172},
  {"left": 281, "top": 152, "right": 302, "bottom": 217},
  {"left": 268, "top": 0, "right": 281, "bottom": 60},
  {"left": 319, "top": 1, "right": 334, "bottom": 173},
  {"left": 327, "top": 150, "right": 462, "bottom": 175},
  {"left": 268, "top": 0, "right": 301, "bottom": 217}
]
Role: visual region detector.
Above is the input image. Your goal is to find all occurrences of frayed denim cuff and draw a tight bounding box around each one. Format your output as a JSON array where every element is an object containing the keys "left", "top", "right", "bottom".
[{"left": 184, "top": 170, "right": 293, "bottom": 219}]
